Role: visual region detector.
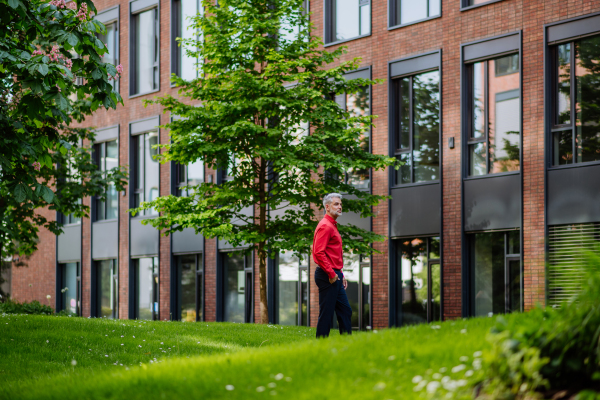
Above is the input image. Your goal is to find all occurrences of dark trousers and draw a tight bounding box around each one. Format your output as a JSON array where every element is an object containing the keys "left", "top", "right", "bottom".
[{"left": 315, "top": 268, "right": 352, "bottom": 338}]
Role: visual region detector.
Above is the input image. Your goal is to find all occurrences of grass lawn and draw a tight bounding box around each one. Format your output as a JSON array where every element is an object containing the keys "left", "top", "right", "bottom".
[{"left": 0, "top": 311, "right": 530, "bottom": 400}]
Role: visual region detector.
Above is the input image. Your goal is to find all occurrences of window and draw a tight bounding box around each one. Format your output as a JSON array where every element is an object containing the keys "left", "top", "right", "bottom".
[
  {"left": 278, "top": 0, "right": 308, "bottom": 44},
  {"left": 97, "top": 20, "right": 119, "bottom": 91},
  {"left": 176, "top": 159, "right": 204, "bottom": 196},
  {"left": 462, "top": 0, "right": 500, "bottom": 7},
  {"left": 223, "top": 252, "right": 253, "bottom": 323},
  {"left": 61, "top": 209, "right": 81, "bottom": 225},
  {"left": 342, "top": 252, "right": 371, "bottom": 330},
  {"left": 326, "top": 0, "right": 370, "bottom": 44},
  {"left": 551, "top": 35, "right": 600, "bottom": 166},
  {"left": 133, "top": 132, "right": 159, "bottom": 215},
  {"left": 97, "top": 259, "right": 118, "bottom": 318},
  {"left": 335, "top": 86, "right": 371, "bottom": 189},
  {"left": 131, "top": 7, "right": 159, "bottom": 95},
  {"left": 135, "top": 257, "right": 159, "bottom": 320},
  {"left": 276, "top": 251, "right": 309, "bottom": 326},
  {"left": 390, "top": 0, "right": 440, "bottom": 27},
  {"left": 396, "top": 237, "right": 440, "bottom": 325},
  {"left": 175, "top": 254, "right": 203, "bottom": 321},
  {"left": 468, "top": 231, "right": 520, "bottom": 316},
  {"left": 173, "top": 0, "right": 201, "bottom": 80},
  {"left": 467, "top": 54, "right": 520, "bottom": 176},
  {"left": 60, "top": 262, "right": 81, "bottom": 315},
  {"left": 95, "top": 140, "right": 119, "bottom": 221},
  {"left": 395, "top": 70, "right": 440, "bottom": 185}
]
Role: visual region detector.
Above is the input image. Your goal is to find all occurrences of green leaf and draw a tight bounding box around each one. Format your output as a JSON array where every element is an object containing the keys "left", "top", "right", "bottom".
[
  {"left": 67, "top": 33, "right": 78, "bottom": 47},
  {"left": 59, "top": 145, "right": 68, "bottom": 155},
  {"left": 42, "top": 154, "right": 52, "bottom": 169},
  {"left": 8, "top": 0, "right": 19, "bottom": 9},
  {"left": 91, "top": 68, "right": 102, "bottom": 80},
  {"left": 94, "top": 37, "right": 104, "bottom": 50},
  {"left": 20, "top": 51, "right": 31, "bottom": 60},
  {"left": 59, "top": 139, "right": 72, "bottom": 150},
  {"left": 34, "top": 183, "right": 43, "bottom": 197},
  {"left": 41, "top": 186, "right": 54, "bottom": 204},
  {"left": 38, "top": 64, "right": 49, "bottom": 76},
  {"left": 14, "top": 183, "right": 28, "bottom": 202}
]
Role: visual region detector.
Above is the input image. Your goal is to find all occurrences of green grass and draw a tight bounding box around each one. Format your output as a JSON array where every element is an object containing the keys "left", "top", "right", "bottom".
[{"left": 0, "top": 311, "right": 522, "bottom": 400}]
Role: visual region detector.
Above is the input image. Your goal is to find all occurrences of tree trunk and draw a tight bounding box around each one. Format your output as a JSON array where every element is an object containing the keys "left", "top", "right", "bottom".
[{"left": 258, "top": 156, "right": 269, "bottom": 324}]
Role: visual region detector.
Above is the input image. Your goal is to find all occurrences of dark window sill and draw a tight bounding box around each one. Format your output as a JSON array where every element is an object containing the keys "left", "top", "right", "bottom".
[
  {"left": 92, "top": 219, "right": 118, "bottom": 224},
  {"left": 460, "top": 0, "right": 504, "bottom": 12},
  {"left": 128, "top": 88, "right": 161, "bottom": 99},
  {"left": 324, "top": 33, "right": 371, "bottom": 48},
  {"left": 548, "top": 160, "right": 600, "bottom": 171},
  {"left": 463, "top": 171, "right": 520, "bottom": 181},
  {"left": 390, "top": 180, "right": 440, "bottom": 189},
  {"left": 388, "top": 15, "right": 441, "bottom": 31}
]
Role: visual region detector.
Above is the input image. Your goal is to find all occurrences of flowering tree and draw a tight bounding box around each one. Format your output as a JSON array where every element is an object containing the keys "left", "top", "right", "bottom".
[{"left": 0, "top": 0, "right": 126, "bottom": 277}]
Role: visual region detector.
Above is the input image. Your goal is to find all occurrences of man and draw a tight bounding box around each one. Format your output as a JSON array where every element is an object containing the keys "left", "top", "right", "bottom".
[{"left": 313, "top": 193, "right": 352, "bottom": 338}]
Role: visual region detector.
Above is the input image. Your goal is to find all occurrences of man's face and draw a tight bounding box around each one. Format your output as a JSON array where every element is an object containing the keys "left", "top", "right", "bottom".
[{"left": 326, "top": 197, "right": 342, "bottom": 217}]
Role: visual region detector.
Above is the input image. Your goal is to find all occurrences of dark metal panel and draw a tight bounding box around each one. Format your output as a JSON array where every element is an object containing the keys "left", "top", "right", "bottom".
[
  {"left": 172, "top": 228, "right": 204, "bottom": 254},
  {"left": 547, "top": 14, "right": 600, "bottom": 44},
  {"left": 130, "top": 116, "right": 160, "bottom": 135},
  {"left": 336, "top": 210, "right": 370, "bottom": 231},
  {"left": 218, "top": 205, "right": 253, "bottom": 250},
  {"left": 94, "top": 6, "right": 119, "bottom": 23},
  {"left": 344, "top": 67, "right": 371, "bottom": 81},
  {"left": 547, "top": 165, "right": 600, "bottom": 225},
  {"left": 464, "top": 34, "right": 519, "bottom": 62},
  {"left": 390, "top": 53, "right": 439, "bottom": 78},
  {"left": 57, "top": 225, "right": 82, "bottom": 262},
  {"left": 92, "top": 221, "right": 119, "bottom": 259},
  {"left": 95, "top": 125, "right": 119, "bottom": 143},
  {"left": 131, "top": 0, "right": 158, "bottom": 14},
  {"left": 464, "top": 174, "right": 521, "bottom": 231},
  {"left": 130, "top": 217, "right": 159, "bottom": 256},
  {"left": 390, "top": 183, "right": 441, "bottom": 237}
]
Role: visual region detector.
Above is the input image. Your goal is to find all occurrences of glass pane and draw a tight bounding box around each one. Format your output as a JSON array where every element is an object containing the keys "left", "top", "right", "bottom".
[
  {"left": 557, "top": 43, "right": 571, "bottom": 125},
  {"left": 300, "top": 269, "right": 308, "bottom": 326},
  {"left": 96, "top": 144, "right": 106, "bottom": 220},
  {"left": 488, "top": 55, "right": 520, "bottom": 173},
  {"left": 359, "top": 3, "right": 370, "bottom": 36},
  {"left": 470, "top": 232, "right": 505, "bottom": 317},
  {"left": 98, "top": 260, "right": 115, "bottom": 318},
  {"left": 135, "top": 136, "right": 144, "bottom": 208},
  {"left": 224, "top": 253, "right": 245, "bottom": 322},
  {"left": 398, "top": 77, "right": 410, "bottom": 150},
  {"left": 575, "top": 35, "right": 600, "bottom": 163},
  {"left": 145, "top": 132, "right": 159, "bottom": 215},
  {"left": 508, "top": 259, "right": 521, "bottom": 313},
  {"left": 472, "top": 62, "right": 486, "bottom": 139},
  {"left": 106, "top": 140, "right": 119, "bottom": 219},
  {"left": 507, "top": 230, "right": 520, "bottom": 255},
  {"left": 62, "top": 263, "right": 78, "bottom": 314},
  {"left": 137, "top": 258, "right": 154, "bottom": 320},
  {"left": 396, "top": 153, "right": 411, "bottom": 185},
  {"left": 399, "top": 238, "right": 427, "bottom": 325},
  {"left": 343, "top": 253, "right": 360, "bottom": 329},
  {"left": 346, "top": 86, "right": 370, "bottom": 189},
  {"left": 429, "top": 0, "right": 440, "bottom": 17},
  {"left": 180, "top": 0, "right": 199, "bottom": 80},
  {"left": 553, "top": 130, "right": 573, "bottom": 165},
  {"left": 180, "top": 255, "right": 196, "bottom": 322},
  {"left": 400, "top": 0, "right": 427, "bottom": 25},
  {"left": 187, "top": 159, "right": 204, "bottom": 185},
  {"left": 413, "top": 71, "right": 440, "bottom": 182},
  {"left": 467, "top": 0, "right": 491, "bottom": 4},
  {"left": 429, "top": 237, "right": 440, "bottom": 259},
  {"left": 361, "top": 265, "right": 370, "bottom": 330},
  {"left": 469, "top": 142, "right": 487, "bottom": 176},
  {"left": 277, "top": 250, "right": 299, "bottom": 326},
  {"left": 335, "top": 0, "right": 359, "bottom": 41},
  {"left": 135, "top": 9, "right": 155, "bottom": 93},
  {"left": 430, "top": 263, "right": 441, "bottom": 322}
]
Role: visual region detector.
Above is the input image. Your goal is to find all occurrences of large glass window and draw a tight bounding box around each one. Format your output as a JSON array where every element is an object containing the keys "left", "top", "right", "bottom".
[
  {"left": 95, "top": 140, "right": 119, "bottom": 221},
  {"left": 132, "top": 8, "right": 158, "bottom": 95},
  {"left": 391, "top": 0, "right": 440, "bottom": 27},
  {"left": 173, "top": 0, "right": 201, "bottom": 80},
  {"left": 469, "top": 231, "right": 521, "bottom": 316},
  {"left": 97, "top": 20, "right": 119, "bottom": 91},
  {"left": 135, "top": 257, "right": 158, "bottom": 320},
  {"left": 97, "top": 259, "right": 118, "bottom": 319},
  {"left": 60, "top": 262, "right": 80, "bottom": 315},
  {"left": 396, "top": 237, "right": 440, "bottom": 325},
  {"left": 327, "top": 0, "right": 370, "bottom": 43},
  {"left": 176, "top": 254, "right": 203, "bottom": 322},
  {"left": 467, "top": 54, "right": 520, "bottom": 176},
  {"left": 395, "top": 70, "right": 440, "bottom": 185},
  {"left": 276, "top": 251, "right": 309, "bottom": 326},
  {"left": 176, "top": 159, "right": 204, "bottom": 196},
  {"left": 342, "top": 252, "right": 371, "bottom": 330},
  {"left": 133, "top": 132, "right": 159, "bottom": 215},
  {"left": 223, "top": 252, "right": 253, "bottom": 323},
  {"left": 552, "top": 35, "right": 600, "bottom": 166}
]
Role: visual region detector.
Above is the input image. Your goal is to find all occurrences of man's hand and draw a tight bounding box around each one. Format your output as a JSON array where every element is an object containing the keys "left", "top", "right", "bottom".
[
  {"left": 329, "top": 275, "right": 339, "bottom": 284},
  {"left": 343, "top": 277, "right": 348, "bottom": 290}
]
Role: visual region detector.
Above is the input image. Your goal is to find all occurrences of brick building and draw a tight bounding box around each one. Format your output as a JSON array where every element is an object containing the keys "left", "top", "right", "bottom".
[{"left": 8, "top": 0, "right": 600, "bottom": 329}]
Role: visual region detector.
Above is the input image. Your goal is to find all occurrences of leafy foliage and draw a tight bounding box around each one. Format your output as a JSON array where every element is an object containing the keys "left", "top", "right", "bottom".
[{"left": 0, "top": 299, "right": 53, "bottom": 314}]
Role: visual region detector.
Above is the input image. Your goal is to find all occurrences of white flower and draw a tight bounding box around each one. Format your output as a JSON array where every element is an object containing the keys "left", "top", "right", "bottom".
[
  {"left": 46, "top": 295, "right": 51, "bottom": 299},
  {"left": 275, "top": 373, "right": 284, "bottom": 381},
  {"left": 472, "top": 359, "right": 482, "bottom": 370},
  {"left": 105, "top": 355, "right": 108, "bottom": 357},
  {"left": 441, "top": 376, "right": 451, "bottom": 384},
  {"left": 473, "top": 351, "right": 482, "bottom": 358},
  {"left": 414, "top": 380, "right": 427, "bottom": 392},
  {"left": 268, "top": 382, "right": 276, "bottom": 388},
  {"left": 412, "top": 376, "right": 423, "bottom": 384},
  {"left": 373, "top": 382, "right": 386, "bottom": 391},
  {"left": 439, "top": 367, "right": 447, "bottom": 373},
  {"left": 388, "top": 355, "right": 396, "bottom": 361},
  {"left": 465, "top": 370, "right": 474, "bottom": 377},
  {"left": 285, "top": 377, "right": 292, "bottom": 382},
  {"left": 225, "top": 385, "right": 234, "bottom": 391},
  {"left": 459, "top": 356, "right": 469, "bottom": 362},
  {"left": 256, "top": 387, "right": 265, "bottom": 392},
  {"left": 433, "top": 373, "right": 442, "bottom": 380},
  {"left": 46, "top": 340, "right": 49, "bottom": 343},
  {"left": 456, "top": 379, "right": 467, "bottom": 387},
  {"left": 460, "top": 329, "right": 467, "bottom": 334},
  {"left": 431, "top": 325, "right": 441, "bottom": 330},
  {"left": 426, "top": 381, "right": 441, "bottom": 394},
  {"left": 71, "top": 360, "right": 77, "bottom": 366},
  {"left": 452, "top": 364, "right": 466, "bottom": 373}
]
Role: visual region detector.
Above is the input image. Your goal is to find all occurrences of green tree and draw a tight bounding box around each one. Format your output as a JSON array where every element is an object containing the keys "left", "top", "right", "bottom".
[
  {"left": 0, "top": 0, "right": 126, "bottom": 276},
  {"left": 133, "top": 0, "right": 397, "bottom": 323}
]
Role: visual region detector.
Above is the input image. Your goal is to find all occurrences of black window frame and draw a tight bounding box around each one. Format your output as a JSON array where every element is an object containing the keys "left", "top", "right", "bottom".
[
  {"left": 132, "top": 256, "right": 159, "bottom": 320},
  {"left": 171, "top": 0, "right": 202, "bottom": 82},
  {"left": 221, "top": 251, "right": 254, "bottom": 323},
  {"left": 129, "top": 2, "right": 160, "bottom": 97},
  {"left": 174, "top": 253, "right": 204, "bottom": 322},
  {"left": 94, "top": 140, "right": 119, "bottom": 222},
  {"left": 388, "top": 0, "right": 441, "bottom": 30},
  {"left": 176, "top": 160, "right": 205, "bottom": 196},
  {"left": 58, "top": 262, "right": 81, "bottom": 316},
  {"left": 460, "top": 0, "right": 505, "bottom": 12},
  {"left": 95, "top": 259, "right": 119, "bottom": 319},
  {"left": 96, "top": 18, "right": 120, "bottom": 93},
  {"left": 324, "top": 0, "right": 371, "bottom": 46},
  {"left": 131, "top": 130, "right": 160, "bottom": 216},
  {"left": 274, "top": 251, "right": 310, "bottom": 327}
]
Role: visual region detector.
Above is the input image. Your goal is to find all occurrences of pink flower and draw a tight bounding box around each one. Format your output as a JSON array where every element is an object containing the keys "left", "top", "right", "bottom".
[
  {"left": 116, "top": 64, "right": 124, "bottom": 74},
  {"left": 33, "top": 162, "right": 41, "bottom": 171}
]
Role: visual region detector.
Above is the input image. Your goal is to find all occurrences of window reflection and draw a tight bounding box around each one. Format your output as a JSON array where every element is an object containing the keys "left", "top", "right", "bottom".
[
  {"left": 136, "top": 257, "right": 158, "bottom": 320},
  {"left": 346, "top": 86, "right": 370, "bottom": 189},
  {"left": 332, "top": 0, "right": 370, "bottom": 42},
  {"left": 394, "top": 0, "right": 440, "bottom": 26},
  {"left": 134, "top": 132, "right": 159, "bottom": 215},
  {"left": 135, "top": 9, "right": 157, "bottom": 93},
  {"left": 97, "top": 259, "right": 118, "bottom": 318}
]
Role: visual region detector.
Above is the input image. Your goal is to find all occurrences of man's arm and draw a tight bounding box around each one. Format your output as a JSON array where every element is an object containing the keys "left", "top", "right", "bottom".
[{"left": 313, "top": 225, "right": 338, "bottom": 281}]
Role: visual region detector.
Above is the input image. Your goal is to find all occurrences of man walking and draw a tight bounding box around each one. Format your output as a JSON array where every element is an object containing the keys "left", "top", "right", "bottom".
[{"left": 313, "top": 193, "right": 352, "bottom": 338}]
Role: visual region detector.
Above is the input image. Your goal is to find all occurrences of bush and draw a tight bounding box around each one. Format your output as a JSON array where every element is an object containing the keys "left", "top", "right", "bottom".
[
  {"left": 0, "top": 299, "right": 53, "bottom": 315},
  {"left": 415, "top": 246, "right": 600, "bottom": 400}
]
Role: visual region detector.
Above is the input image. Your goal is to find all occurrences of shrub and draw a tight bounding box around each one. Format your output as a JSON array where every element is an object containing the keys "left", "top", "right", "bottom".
[{"left": 0, "top": 299, "right": 53, "bottom": 315}]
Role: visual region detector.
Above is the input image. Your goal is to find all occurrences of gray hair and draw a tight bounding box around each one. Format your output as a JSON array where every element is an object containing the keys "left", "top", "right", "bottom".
[{"left": 323, "top": 193, "right": 343, "bottom": 208}]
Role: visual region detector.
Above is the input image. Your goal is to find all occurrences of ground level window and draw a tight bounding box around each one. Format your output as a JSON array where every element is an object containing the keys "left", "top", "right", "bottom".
[
  {"left": 396, "top": 237, "right": 440, "bottom": 325},
  {"left": 175, "top": 254, "right": 203, "bottom": 322},
  {"left": 223, "top": 252, "right": 253, "bottom": 323},
  {"left": 468, "top": 231, "right": 520, "bottom": 316},
  {"left": 60, "top": 262, "right": 81, "bottom": 315},
  {"left": 343, "top": 252, "right": 371, "bottom": 330},
  {"left": 97, "top": 259, "right": 118, "bottom": 319},
  {"left": 276, "top": 250, "right": 308, "bottom": 326},
  {"left": 135, "top": 257, "right": 159, "bottom": 320}
]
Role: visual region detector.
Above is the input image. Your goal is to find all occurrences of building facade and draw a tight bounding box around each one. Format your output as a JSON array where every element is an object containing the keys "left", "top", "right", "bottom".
[{"left": 8, "top": 0, "right": 600, "bottom": 329}]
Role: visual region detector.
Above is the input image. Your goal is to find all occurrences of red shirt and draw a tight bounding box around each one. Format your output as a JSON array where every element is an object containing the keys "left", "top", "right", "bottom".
[{"left": 312, "top": 214, "right": 343, "bottom": 280}]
